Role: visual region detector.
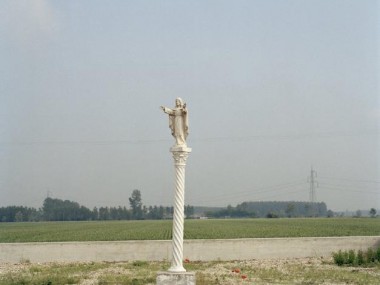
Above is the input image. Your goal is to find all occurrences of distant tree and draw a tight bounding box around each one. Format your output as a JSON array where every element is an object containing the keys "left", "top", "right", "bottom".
[
  {"left": 98, "top": 207, "right": 110, "bottom": 220},
  {"left": 205, "top": 201, "right": 328, "bottom": 219},
  {"left": 110, "top": 207, "right": 118, "bottom": 220},
  {"left": 0, "top": 206, "right": 39, "bottom": 222},
  {"left": 285, "top": 203, "right": 295, "bottom": 218},
  {"left": 42, "top": 197, "right": 93, "bottom": 221},
  {"left": 142, "top": 205, "right": 148, "bottom": 218},
  {"left": 92, "top": 207, "right": 99, "bottom": 220},
  {"left": 158, "top": 206, "right": 165, "bottom": 219},
  {"left": 317, "top": 202, "right": 328, "bottom": 217},
  {"left": 369, "top": 208, "right": 377, "bottom": 218},
  {"left": 327, "top": 210, "right": 334, "bottom": 218},
  {"left": 122, "top": 206, "right": 131, "bottom": 220},
  {"left": 266, "top": 212, "right": 279, "bottom": 218},
  {"left": 27, "top": 208, "right": 42, "bottom": 222},
  {"left": 146, "top": 205, "right": 164, "bottom": 220},
  {"left": 355, "top": 210, "right": 362, "bottom": 218},
  {"left": 129, "top": 189, "right": 143, "bottom": 219},
  {"left": 304, "top": 204, "right": 311, "bottom": 217},
  {"left": 184, "top": 205, "right": 194, "bottom": 219},
  {"left": 15, "top": 211, "right": 23, "bottom": 222}
]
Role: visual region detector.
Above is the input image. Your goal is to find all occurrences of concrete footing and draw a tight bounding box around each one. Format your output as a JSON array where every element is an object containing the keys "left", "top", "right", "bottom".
[
  {"left": 1, "top": 236, "right": 379, "bottom": 263},
  {"left": 156, "top": 271, "right": 196, "bottom": 285}
]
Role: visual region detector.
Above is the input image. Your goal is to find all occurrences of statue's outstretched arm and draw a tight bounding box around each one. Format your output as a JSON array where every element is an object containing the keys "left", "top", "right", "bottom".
[{"left": 161, "top": 106, "right": 174, "bottom": 115}]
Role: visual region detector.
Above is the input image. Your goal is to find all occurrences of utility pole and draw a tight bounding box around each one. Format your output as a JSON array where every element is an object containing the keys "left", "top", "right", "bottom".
[{"left": 307, "top": 166, "right": 318, "bottom": 216}]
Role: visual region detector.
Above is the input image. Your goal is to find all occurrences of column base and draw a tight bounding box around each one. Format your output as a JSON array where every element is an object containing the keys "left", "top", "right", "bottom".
[
  {"left": 168, "top": 265, "right": 186, "bottom": 273},
  {"left": 156, "top": 271, "right": 196, "bottom": 285}
]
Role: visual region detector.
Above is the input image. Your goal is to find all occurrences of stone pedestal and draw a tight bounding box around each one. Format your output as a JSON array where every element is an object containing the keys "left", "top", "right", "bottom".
[
  {"left": 168, "top": 146, "right": 191, "bottom": 273},
  {"left": 156, "top": 271, "right": 196, "bottom": 285}
]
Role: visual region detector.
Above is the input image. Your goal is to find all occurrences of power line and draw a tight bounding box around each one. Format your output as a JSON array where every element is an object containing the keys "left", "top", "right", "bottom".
[
  {"left": 189, "top": 181, "right": 307, "bottom": 204},
  {"left": 189, "top": 180, "right": 306, "bottom": 202},
  {"left": 0, "top": 139, "right": 170, "bottom": 146},
  {"left": 319, "top": 176, "right": 380, "bottom": 184},
  {"left": 188, "top": 172, "right": 379, "bottom": 206},
  {"left": 194, "top": 131, "right": 380, "bottom": 143},
  {"left": 1, "top": 130, "right": 379, "bottom": 146},
  {"left": 318, "top": 184, "right": 379, "bottom": 195},
  {"left": 190, "top": 182, "right": 378, "bottom": 206},
  {"left": 256, "top": 188, "right": 306, "bottom": 201},
  {"left": 319, "top": 182, "right": 379, "bottom": 191},
  {"left": 191, "top": 187, "right": 307, "bottom": 205}
]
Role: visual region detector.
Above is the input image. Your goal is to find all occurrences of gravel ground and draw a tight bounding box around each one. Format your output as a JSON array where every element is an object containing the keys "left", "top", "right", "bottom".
[{"left": 1, "top": 257, "right": 380, "bottom": 285}]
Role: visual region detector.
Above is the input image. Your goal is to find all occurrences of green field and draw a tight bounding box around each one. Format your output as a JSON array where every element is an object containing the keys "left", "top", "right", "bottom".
[{"left": 0, "top": 218, "right": 379, "bottom": 243}]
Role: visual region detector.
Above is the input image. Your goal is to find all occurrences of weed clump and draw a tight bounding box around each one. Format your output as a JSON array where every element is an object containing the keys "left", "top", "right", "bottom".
[
  {"left": 333, "top": 247, "right": 380, "bottom": 267},
  {"left": 132, "top": 260, "right": 148, "bottom": 267},
  {"left": 333, "top": 250, "right": 345, "bottom": 266}
]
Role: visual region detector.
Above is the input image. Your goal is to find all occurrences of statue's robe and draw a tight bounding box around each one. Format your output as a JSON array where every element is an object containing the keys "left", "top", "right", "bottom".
[{"left": 164, "top": 107, "right": 188, "bottom": 146}]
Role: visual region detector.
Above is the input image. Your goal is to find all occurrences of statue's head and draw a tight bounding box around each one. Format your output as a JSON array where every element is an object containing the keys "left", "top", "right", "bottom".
[{"left": 175, "top": 97, "right": 184, "bottom": 107}]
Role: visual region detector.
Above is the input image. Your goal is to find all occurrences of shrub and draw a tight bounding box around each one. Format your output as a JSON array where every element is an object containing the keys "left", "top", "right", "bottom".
[
  {"left": 333, "top": 247, "right": 380, "bottom": 267},
  {"left": 333, "top": 250, "right": 345, "bottom": 266},
  {"left": 357, "top": 250, "right": 364, "bottom": 266},
  {"left": 347, "top": 250, "right": 355, "bottom": 265},
  {"left": 366, "top": 248, "right": 376, "bottom": 263}
]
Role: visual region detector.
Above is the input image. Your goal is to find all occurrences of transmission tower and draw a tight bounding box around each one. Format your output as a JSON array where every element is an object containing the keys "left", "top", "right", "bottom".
[{"left": 307, "top": 166, "right": 318, "bottom": 216}]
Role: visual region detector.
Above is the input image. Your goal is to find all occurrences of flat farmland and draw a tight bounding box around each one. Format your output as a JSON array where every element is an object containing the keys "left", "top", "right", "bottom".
[{"left": 0, "top": 218, "right": 379, "bottom": 243}]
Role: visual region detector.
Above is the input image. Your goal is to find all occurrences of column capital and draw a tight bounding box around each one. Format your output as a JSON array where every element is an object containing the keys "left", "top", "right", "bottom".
[
  {"left": 170, "top": 146, "right": 192, "bottom": 153},
  {"left": 170, "top": 146, "right": 191, "bottom": 166}
]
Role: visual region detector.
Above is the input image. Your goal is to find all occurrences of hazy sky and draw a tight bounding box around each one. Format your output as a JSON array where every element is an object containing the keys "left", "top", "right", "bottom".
[{"left": 1, "top": 0, "right": 379, "bottom": 212}]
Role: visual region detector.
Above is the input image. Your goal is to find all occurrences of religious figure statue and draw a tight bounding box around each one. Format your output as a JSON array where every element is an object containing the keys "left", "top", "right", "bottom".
[{"left": 161, "top": 98, "right": 189, "bottom": 147}]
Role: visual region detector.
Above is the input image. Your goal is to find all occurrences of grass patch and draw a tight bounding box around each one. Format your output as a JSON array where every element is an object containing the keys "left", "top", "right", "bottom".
[
  {"left": 1, "top": 258, "right": 380, "bottom": 285},
  {"left": 0, "top": 262, "right": 109, "bottom": 285}
]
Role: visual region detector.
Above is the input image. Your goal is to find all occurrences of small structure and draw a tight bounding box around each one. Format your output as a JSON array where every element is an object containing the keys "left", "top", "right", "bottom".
[{"left": 157, "top": 98, "right": 195, "bottom": 285}]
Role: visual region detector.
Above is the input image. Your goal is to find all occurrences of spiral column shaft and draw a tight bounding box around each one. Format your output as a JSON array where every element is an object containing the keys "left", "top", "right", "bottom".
[{"left": 168, "top": 147, "right": 191, "bottom": 273}]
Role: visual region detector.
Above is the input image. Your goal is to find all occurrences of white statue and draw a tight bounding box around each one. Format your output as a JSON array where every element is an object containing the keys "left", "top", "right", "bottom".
[
  {"left": 160, "top": 98, "right": 191, "bottom": 274},
  {"left": 161, "top": 98, "right": 189, "bottom": 147}
]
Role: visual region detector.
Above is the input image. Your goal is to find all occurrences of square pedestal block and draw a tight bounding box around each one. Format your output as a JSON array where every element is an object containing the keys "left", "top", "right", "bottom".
[{"left": 156, "top": 271, "right": 196, "bottom": 285}]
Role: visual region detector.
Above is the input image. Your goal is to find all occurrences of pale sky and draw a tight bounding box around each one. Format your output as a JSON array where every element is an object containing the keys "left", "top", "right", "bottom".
[{"left": 1, "top": 0, "right": 379, "bottom": 212}]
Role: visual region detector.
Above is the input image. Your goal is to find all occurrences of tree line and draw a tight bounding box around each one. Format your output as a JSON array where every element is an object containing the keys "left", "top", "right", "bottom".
[
  {"left": 0, "top": 190, "right": 194, "bottom": 222},
  {"left": 205, "top": 201, "right": 328, "bottom": 218}
]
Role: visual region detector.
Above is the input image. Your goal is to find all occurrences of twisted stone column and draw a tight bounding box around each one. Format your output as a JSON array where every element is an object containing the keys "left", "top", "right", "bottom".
[{"left": 168, "top": 146, "right": 191, "bottom": 273}]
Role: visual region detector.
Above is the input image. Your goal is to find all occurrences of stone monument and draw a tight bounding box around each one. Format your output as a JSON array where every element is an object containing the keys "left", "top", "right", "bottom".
[{"left": 157, "top": 98, "right": 195, "bottom": 285}]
